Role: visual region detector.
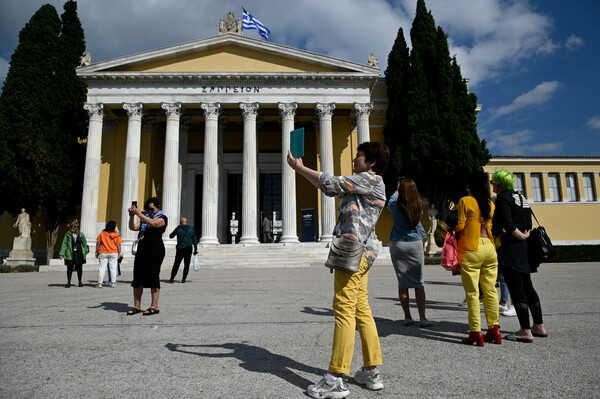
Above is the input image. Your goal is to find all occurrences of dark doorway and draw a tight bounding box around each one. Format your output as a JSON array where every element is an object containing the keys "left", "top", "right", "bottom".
[
  {"left": 260, "top": 173, "right": 282, "bottom": 242},
  {"left": 227, "top": 174, "right": 243, "bottom": 243}
]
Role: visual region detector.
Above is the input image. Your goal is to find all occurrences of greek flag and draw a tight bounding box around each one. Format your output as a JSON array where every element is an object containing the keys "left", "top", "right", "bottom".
[{"left": 242, "top": 8, "right": 271, "bottom": 40}]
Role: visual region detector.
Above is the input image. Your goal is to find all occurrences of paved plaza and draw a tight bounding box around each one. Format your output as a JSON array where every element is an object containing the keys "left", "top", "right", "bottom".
[{"left": 1, "top": 262, "right": 599, "bottom": 398}]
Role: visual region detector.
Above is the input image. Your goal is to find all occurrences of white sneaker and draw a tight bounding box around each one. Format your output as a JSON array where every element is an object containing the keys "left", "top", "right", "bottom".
[
  {"left": 500, "top": 305, "right": 517, "bottom": 317},
  {"left": 109, "top": 282, "right": 116, "bottom": 288},
  {"left": 353, "top": 367, "right": 384, "bottom": 391},
  {"left": 307, "top": 375, "right": 349, "bottom": 399},
  {"left": 97, "top": 283, "right": 102, "bottom": 288},
  {"left": 420, "top": 319, "right": 434, "bottom": 328},
  {"left": 499, "top": 304, "right": 509, "bottom": 313}
]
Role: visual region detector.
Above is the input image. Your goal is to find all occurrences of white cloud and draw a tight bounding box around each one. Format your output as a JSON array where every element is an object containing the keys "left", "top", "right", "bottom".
[
  {"left": 585, "top": 116, "right": 600, "bottom": 130},
  {"left": 0, "top": 0, "right": 561, "bottom": 89},
  {"left": 565, "top": 34, "right": 584, "bottom": 51},
  {"left": 492, "top": 81, "right": 561, "bottom": 118},
  {"left": 0, "top": 57, "right": 9, "bottom": 85},
  {"left": 485, "top": 128, "right": 562, "bottom": 155}
]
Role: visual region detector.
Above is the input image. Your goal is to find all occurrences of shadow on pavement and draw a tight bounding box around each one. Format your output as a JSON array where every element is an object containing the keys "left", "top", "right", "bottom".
[
  {"left": 165, "top": 342, "right": 324, "bottom": 390},
  {"left": 301, "top": 306, "right": 334, "bottom": 317},
  {"left": 88, "top": 301, "right": 130, "bottom": 312},
  {"left": 375, "top": 317, "right": 467, "bottom": 345}
]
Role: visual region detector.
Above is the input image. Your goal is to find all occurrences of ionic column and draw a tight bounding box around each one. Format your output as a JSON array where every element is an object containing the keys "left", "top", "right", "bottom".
[
  {"left": 316, "top": 102, "right": 336, "bottom": 242},
  {"left": 354, "top": 102, "right": 373, "bottom": 144},
  {"left": 217, "top": 117, "right": 226, "bottom": 242},
  {"left": 161, "top": 102, "right": 181, "bottom": 239},
  {"left": 80, "top": 103, "right": 104, "bottom": 243},
  {"left": 278, "top": 102, "right": 299, "bottom": 243},
  {"left": 120, "top": 103, "right": 143, "bottom": 241},
  {"left": 200, "top": 103, "right": 221, "bottom": 245},
  {"left": 239, "top": 102, "right": 260, "bottom": 244}
]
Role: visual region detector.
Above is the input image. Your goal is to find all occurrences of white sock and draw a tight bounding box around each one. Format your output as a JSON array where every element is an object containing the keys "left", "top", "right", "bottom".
[{"left": 326, "top": 373, "right": 338, "bottom": 384}]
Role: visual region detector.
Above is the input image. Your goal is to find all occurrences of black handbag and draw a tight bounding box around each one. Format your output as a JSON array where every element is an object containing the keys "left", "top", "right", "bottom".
[{"left": 527, "top": 210, "right": 556, "bottom": 267}]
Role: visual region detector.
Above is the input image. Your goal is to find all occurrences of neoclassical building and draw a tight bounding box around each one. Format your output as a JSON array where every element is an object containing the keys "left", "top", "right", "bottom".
[{"left": 76, "top": 31, "right": 387, "bottom": 249}]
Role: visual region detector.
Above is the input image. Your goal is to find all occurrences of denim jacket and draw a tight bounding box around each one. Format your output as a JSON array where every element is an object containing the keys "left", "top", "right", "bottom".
[{"left": 387, "top": 193, "right": 427, "bottom": 242}]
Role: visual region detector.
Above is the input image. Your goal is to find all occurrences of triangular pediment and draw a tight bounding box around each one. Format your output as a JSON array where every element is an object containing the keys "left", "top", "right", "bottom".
[{"left": 78, "top": 34, "right": 379, "bottom": 76}]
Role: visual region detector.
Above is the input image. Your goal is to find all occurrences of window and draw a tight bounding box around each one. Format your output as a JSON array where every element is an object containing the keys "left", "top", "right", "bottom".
[
  {"left": 566, "top": 173, "right": 579, "bottom": 202},
  {"left": 531, "top": 173, "right": 543, "bottom": 202},
  {"left": 514, "top": 173, "right": 524, "bottom": 195},
  {"left": 548, "top": 173, "right": 561, "bottom": 202},
  {"left": 583, "top": 173, "right": 596, "bottom": 201}
]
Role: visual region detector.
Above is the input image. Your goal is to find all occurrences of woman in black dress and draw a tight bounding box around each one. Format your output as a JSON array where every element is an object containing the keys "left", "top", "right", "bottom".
[{"left": 126, "top": 197, "right": 168, "bottom": 316}]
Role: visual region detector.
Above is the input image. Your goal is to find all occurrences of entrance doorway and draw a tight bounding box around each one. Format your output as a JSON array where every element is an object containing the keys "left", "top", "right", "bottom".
[{"left": 260, "top": 173, "right": 282, "bottom": 242}]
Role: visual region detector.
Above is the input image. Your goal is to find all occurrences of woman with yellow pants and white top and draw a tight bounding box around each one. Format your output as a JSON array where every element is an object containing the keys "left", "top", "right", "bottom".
[{"left": 456, "top": 172, "right": 501, "bottom": 346}]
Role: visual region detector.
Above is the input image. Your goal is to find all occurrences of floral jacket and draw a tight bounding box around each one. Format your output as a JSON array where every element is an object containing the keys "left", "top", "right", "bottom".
[{"left": 318, "top": 171, "right": 386, "bottom": 267}]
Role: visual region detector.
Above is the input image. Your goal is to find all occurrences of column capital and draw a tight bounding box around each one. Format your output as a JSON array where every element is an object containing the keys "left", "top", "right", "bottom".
[
  {"left": 161, "top": 102, "right": 182, "bottom": 121},
  {"left": 201, "top": 103, "right": 221, "bottom": 120},
  {"left": 240, "top": 102, "right": 259, "bottom": 119},
  {"left": 84, "top": 103, "right": 104, "bottom": 121},
  {"left": 123, "top": 103, "right": 143, "bottom": 121},
  {"left": 316, "top": 102, "right": 336, "bottom": 120},
  {"left": 354, "top": 102, "right": 373, "bottom": 118},
  {"left": 278, "top": 102, "right": 298, "bottom": 120}
]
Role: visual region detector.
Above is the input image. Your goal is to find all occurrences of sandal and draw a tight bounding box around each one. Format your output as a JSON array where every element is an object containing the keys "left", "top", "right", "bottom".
[
  {"left": 142, "top": 308, "right": 160, "bottom": 316},
  {"left": 505, "top": 333, "right": 533, "bottom": 343},
  {"left": 126, "top": 308, "right": 142, "bottom": 315}
]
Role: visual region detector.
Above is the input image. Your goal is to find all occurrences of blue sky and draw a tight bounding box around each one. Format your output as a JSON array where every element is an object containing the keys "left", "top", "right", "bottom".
[{"left": 1, "top": 0, "right": 598, "bottom": 156}]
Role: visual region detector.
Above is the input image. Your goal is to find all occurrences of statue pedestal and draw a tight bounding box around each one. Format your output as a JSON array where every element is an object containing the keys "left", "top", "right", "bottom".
[{"left": 6, "top": 237, "right": 36, "bottom": 266}]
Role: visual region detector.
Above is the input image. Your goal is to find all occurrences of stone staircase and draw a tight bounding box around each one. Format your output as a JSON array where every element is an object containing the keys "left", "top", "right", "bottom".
[{"left": 41, "top": 242, "right": 396, "bottom": 271}]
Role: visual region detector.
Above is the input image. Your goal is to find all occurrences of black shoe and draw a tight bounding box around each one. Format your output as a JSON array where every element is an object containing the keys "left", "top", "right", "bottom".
[
  {"left": 169, "top": 279, "right": 174, "bottom": 283},
  {"left": 181, "top": 278, "right": 186, "bottom": 283},
  {"left": 78, "top": 282, "right": 83, "bottom": 287},
  {"left": 65, "top": 283, "right": 71, "bottom": 288}
]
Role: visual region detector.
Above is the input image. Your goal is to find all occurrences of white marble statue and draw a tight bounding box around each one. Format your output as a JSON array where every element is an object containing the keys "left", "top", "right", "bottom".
[
  {"left": 367, "top": 53, "right": 378, "bottom": 68},
  {"left": 426, "top": 204, "right": 438, "bottom": 255},
  {"left": 13, "top": 208, "right": 31, "bottom": 238},
  {"left": 79, "top": 51, "right": 91, "bottom": 67}
]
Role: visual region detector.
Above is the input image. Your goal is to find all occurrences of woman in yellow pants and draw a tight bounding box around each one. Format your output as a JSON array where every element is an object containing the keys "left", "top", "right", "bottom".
[
  {"left": 455, "top": 172, "right": 501, "bottom": 346},
  {"left": 288, "top": 142, "right": 389, "bottom": 398}
]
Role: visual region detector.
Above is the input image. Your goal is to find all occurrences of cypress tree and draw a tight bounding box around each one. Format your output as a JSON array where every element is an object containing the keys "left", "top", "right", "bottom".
[
  {"left": 382, "top": 0, "right": 490, "bottom": 210},
  {"left": 0, "top": 1, "right": 88, "bottom": 262}
]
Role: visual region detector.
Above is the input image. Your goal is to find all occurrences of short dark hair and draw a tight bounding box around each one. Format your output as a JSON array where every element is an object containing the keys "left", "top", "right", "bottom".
[
  {"left": 144, "top": 197, "right": 161, "bottom": 211},
  {"left": 356, "top": 142, "right": 390, "bottom": 175},
  {"left": 104, "top": 220, "right": 117, "bottom": 232}
]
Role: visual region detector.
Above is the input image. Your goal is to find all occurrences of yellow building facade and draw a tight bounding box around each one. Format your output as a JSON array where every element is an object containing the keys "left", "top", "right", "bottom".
[{"left": 1, "top": 31, "right": 599, "bottom": 263}]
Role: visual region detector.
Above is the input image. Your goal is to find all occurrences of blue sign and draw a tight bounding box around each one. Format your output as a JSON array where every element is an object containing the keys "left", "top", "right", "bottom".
[{"left": 301, "top": 208, "right": 315, "bottom": 242}]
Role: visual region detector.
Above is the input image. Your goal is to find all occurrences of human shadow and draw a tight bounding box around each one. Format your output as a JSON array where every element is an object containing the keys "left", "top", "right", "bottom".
[
  {"left": 301, "top": 306, "right": 334, "bottom": 317},
  {"left": 88, "top": 301, "right": 130, "bottom": 312},
  {"left": 424, "top": 279, "right": 463, "bottom": 287},
  {"left": 374, "top": 297, "right": 468, "bottom": 313},
  {"left": 374, "top": 316, "right": 467, "bottom": 345},
  {"left": 165, "top": 342, "right": 324, "bottom": 390}
]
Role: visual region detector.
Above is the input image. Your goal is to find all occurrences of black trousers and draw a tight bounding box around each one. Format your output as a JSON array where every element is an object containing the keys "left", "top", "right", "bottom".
[
  {"left": 170, "top": 246, "right": 193, "bottom": 280},
  {"left": 500, "top": 266, "right": 543, "bottom": 329},
  {"left": 66, "top": 264, "right": 83, "bottom": 284}
]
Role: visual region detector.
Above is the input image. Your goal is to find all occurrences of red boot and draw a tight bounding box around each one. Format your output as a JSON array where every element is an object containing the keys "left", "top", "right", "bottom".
[
  {"left": 483, "top": 325, "right": 502, "bottom": 344},
  {"left": 462, "top": 331, "right": 484, "bottom": 346}
]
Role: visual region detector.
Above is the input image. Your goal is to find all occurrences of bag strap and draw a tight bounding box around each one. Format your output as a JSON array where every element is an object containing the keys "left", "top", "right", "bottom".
[{"left": 517, "top": 193, "right": 540, "bottom": 227}]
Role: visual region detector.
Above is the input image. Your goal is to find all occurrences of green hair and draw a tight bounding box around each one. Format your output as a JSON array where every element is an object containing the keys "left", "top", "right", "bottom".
[{"left": 491, "top": 169, "right": 515, "bottom": 191}]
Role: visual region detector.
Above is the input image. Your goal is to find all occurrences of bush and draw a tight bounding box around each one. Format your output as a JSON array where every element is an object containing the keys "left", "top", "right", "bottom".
[
  {"left": 0, "top": 265, "right": 39, "bottom": 273},
  {"left": 551, "top": 245, "right": 600, "bottom": 263}
]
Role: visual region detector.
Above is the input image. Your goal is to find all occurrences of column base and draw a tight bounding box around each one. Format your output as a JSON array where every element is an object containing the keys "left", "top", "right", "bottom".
[
  {"left": 319, "top": 235, "right": 333, "bottom": 243},
  {"left": 199, "top": 237, "right": 220, "bottom": 245},
  {"left": 239, "top": 237, "right": 259, "bottom": 245},
  {"left": 280, "top": 235, "right": 299, "bottom": 243}
]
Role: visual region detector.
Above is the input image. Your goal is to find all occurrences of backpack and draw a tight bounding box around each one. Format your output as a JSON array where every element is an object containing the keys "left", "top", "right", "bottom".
[
  {"left": 434, "top": 208, "right": 458, "bottom": 247},
  {"left": 441, "top": 230, "right": 460, "bottom": 272}
]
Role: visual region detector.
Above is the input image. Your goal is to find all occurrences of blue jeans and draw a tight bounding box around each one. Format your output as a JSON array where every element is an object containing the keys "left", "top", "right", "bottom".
[{"left": 497, "top": 272, "right": 510, "bottom": 303}]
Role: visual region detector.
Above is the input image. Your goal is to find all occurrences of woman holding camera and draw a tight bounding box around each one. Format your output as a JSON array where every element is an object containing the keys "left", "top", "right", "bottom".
[{"left": 126, "top": 197, "right": 168, "bottom": 316}]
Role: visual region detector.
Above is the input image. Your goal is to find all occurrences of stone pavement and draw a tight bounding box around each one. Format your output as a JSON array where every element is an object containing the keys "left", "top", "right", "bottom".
[{"left": 1, "top": 262, "right": 599, "bottom": 398}]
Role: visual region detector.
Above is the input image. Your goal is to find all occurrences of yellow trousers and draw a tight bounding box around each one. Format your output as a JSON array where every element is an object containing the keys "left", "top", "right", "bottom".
[
  {"left": 459, "top": 238, "right": 499, "bottom": 332},
  {"left": 329, "top": 254, "right": 382, "bottom": 375}
]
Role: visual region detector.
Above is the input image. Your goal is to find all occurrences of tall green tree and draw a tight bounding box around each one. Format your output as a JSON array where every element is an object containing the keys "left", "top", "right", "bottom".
[
  {"left": 383, "top": 0, "right": 490, "bottom": 210},
  {"left": 0, "top": 1, "right": 87, "bottom": 262}
]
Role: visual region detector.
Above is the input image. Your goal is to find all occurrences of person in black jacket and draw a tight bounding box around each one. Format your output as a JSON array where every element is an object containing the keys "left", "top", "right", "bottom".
[
  {"left": 168, "top": 217, "right": 198, "bottom": 283},
  {"left": 491, "top": 169, "right": 547, "bottom": 342}
]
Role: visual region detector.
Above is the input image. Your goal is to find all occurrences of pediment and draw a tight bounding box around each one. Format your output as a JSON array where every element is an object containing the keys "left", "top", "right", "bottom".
[{"left": 78, "top": 34, "right": 379, "bottom": 76}]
